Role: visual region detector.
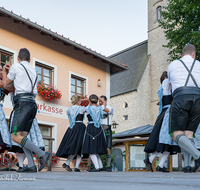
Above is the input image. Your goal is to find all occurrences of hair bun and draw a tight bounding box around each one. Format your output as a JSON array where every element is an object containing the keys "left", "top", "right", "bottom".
[{"left": 71, "top": 95, "right": 80, "bottom": 105}]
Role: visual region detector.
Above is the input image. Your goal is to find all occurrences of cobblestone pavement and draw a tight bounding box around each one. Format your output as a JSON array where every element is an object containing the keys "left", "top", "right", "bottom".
[{"left": 0, "top": 171, "right": 200, "bottom": 190}]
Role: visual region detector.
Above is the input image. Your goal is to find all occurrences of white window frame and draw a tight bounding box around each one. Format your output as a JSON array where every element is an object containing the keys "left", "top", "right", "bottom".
[
  {"left": 0, "top": 45, "right": 17, "bottom": 65},
  {"left": 32, "top": 58, "right": 57, "bottom": 86},
  {"left": 37, "top": 120, "right": 57, "bottom": 153},
  {"left": 69, "top": 71, "right": 88, "bottom": 102}
]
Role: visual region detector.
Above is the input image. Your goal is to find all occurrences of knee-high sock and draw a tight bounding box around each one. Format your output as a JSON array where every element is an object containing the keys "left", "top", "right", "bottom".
[
  {"left": 90, "top": 154, "right": 99, "bottom": 169},
  {"left": 16, "top": 153, "right": 26, "bottom": 167},
  {"left": 21, "top": 137, "right": 45, "bottom": 158},
  {"left": 65, "top": 155, "right": 75, "bottom": 165},
  {"left": 75, "top": 155, "right": 82, "bottom": 169},
  {"left": 149, "top": 151, "right": 159, "bottom": 163},
  {"left": 176, "top": 134, "right": 200, "bottom": 160},
  {"left": 183, "top": 148, "right": 191, "bottom": 167},
  {"left": 158, "top": 151, "right": 170, "bottom": 168},
  {"left": 96, "top": 154, "right": 103, "bottom": 168},
  {"left": 106, "top": 154, "right": 111, "bottom": 167},
  {"left": 22, "top": 147, "right": 35, "bottom": 167}
]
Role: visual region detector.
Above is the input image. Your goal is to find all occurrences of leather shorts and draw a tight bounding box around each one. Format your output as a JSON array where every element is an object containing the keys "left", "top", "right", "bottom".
[
  {"left": 11, "top": 101, "right": 37, "bottom": 133},
  {"left": 169, "top": 94, "right": 200, "bottom": 133},
  {"left": 104, "top": 126, "right": 112, "bottom": 149}
]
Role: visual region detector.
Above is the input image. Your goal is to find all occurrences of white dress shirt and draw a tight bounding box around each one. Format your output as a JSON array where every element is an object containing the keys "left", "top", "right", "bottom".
[
  {"left": 167, "top": 55, "right": 200, "bottom": 92},
  {"left": 7, "top": 61, "right": 37, "bottom": 97},
  {"left": 162, "top": 78, "right": 172, "bottom": 96},
  {"left": 101, "top": 106, "right": 114, "bottom": 126}
]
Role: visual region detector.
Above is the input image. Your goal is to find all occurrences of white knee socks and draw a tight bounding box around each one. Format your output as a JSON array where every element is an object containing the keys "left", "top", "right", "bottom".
[
  {"left": 65, "top": 155, "right": 75, "bottom": 165},
  {"left": 16, "top": 153, "right": 26, "bottom": 167},
  {"left": 96, "top": 154, "right": 103, "bottom": 169},
  {"left": 149, "top": 151, "right": 159, "bottom": 163},
  {"left": 158, "top": 151, "right": 170, "bottom": 168},
  {"left": 90, "top": 154, "right": 99, "bottom": 169},
  {"left": 75, "top": 155, "right": 82, "bottom": 169}
]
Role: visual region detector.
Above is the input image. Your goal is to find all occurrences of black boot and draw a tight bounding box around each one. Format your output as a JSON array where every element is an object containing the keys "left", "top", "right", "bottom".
[
  {"left": 143, "top": 158, "right": 153, "bottom": 172},
  {"left": 107, "top": 167, "right": 112, "bottom": 172}
]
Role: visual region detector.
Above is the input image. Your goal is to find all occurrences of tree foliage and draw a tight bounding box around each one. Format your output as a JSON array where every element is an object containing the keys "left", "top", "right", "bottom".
[{"left": 159, "top": 0, "right": 200, "bottom": 61}]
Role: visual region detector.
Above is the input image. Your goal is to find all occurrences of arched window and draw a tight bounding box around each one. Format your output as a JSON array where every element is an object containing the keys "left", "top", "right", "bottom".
[
  {"left": 157, "top": 6, "right": 162, "bottom": 21},
  {"left": 125, "top": 102, "right": 128, "bottom": 108}
]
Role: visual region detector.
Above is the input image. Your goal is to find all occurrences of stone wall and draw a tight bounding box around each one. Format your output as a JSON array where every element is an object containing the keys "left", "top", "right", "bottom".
[{"left": 110, "top": 59, "right": 152, "bottom": 133}]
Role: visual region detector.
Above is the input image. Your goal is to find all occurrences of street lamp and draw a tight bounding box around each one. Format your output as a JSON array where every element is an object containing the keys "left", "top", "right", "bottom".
[{"left": 112, "top": 121, "right": 119, "bottom": 129}]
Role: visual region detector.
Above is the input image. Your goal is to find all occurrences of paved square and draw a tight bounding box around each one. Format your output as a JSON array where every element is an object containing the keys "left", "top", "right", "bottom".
[{"left": 0, "top": 171, "right": 200, "bottom": 190}]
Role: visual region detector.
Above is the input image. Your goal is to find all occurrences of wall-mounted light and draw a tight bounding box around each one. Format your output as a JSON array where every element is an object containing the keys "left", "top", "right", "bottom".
[
  {"left": 97, "top": 79, "right": 101, "bottom": 87},
  {"left": 112, "top": 121, "right": 119, "bottom": 129}
]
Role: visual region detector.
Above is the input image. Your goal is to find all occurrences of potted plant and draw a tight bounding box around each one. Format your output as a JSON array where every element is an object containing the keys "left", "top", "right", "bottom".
[{"left": 37, "top": 83, "right": 62, "bottom": 102}]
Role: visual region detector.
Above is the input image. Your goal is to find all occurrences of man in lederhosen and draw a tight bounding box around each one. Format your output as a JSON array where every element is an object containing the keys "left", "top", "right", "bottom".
[
  {"left": 168, "top": 44, "right": 200, "bottom": 173},
  {"left": 99, "top": 95, "right": 114, "bottom": 172},
  {"left": 3, "top": 48, "right": 50, "bottom": 173}
]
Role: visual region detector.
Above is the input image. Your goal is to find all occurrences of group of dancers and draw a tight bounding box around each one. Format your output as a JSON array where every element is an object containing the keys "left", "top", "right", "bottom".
[
  {"left": 56, "top": 94, "right": 114, "bottom": 172},
  {"left": 144, "top": 44, "right": 200, "bottom": 173},
  {"left": 0, "top": 47, "right": 114, "bottom": 173},
  {"left": 2, "top": 44, "right": 200, "bottom": 174}
]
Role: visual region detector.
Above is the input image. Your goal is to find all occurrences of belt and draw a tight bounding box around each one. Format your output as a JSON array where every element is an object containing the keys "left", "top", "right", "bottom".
[
  {"left": 13, "top": 93, "right": 35, "bottom": 103},
  {"left": 75, "top": 121, "right": 83, "bottom": 123},
  {"left": 173, "top": 86, "right": 200, "bottom": 98}
]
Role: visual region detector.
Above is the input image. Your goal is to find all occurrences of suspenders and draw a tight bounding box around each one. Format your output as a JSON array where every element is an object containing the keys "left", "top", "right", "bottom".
[
  {"left": 179, "top": 59, "right": 198, "bottom": 87},
  {"left": 20, "top": 63, "right": 38, "bottom": 94}
]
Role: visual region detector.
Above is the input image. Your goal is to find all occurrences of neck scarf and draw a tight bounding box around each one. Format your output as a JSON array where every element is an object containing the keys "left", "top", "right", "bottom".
[
  {"left": 87, "top": 105, "right": 103, "bottom": 128},
  {"left": 68, "top": 105, "right": 83, "bottom": 129}
]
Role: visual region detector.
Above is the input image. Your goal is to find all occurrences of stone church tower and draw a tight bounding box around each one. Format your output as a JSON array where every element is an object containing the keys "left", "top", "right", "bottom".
[
  {"left": 148, "top": 0, "right": 170, "bottom": 121},
  {"left": 110, "top": 0, "right": 171, "bottom": 133}
]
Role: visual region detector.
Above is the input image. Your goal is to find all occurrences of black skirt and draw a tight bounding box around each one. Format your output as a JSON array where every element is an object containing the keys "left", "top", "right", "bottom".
[
  {"left": 82, "top": 124, "right": 107, "bottom": 156},
  {"left": 56, "top": 122, "right": 86, "bottom": 158},
  {"left": 144, "top": 108, "right": 181, "bottom": 155}
]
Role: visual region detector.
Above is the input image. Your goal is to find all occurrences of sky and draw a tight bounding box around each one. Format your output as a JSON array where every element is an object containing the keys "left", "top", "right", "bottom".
[{"left": 0, "top": 0, "right": 148, "bottom": 56}]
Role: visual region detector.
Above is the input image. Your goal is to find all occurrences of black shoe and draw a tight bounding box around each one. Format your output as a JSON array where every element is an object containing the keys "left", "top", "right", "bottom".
[
  {"left": 193, "top": 157, "right": 200, "bottom": 173},
  {"left": 88, "top": 168, "right": 100, "bottom": 172},
  {"left": 16, "top": 167, "right": 23, "bottom": 172},
  {"left": 17, "top": 165, "right": 37, "bottom": 173},
  {"left": 74, "top": 168, "right": 80, "bottom": 172},
  {"left": 62, "top": 163, "right": 72, "bottom": 172},
  {"left": 16, "top": 162, "right": 19, "bottom": 168},
  {"left": 38, "top": 152, "right": 51, "bottom": 172},
  {"left": 144, "top": 158, "right": 153, "bottom": 172},
  {"left": 156, "top": 166, "right": 170, "bottom": 173},
  {"left": 100, "top": 167, "right": 104, "bottom": 171},
  {"left": 183, "top": 166, "right": 192, "bottom": 173},
  {"left": 107, "top": 167, "right": 112, "bottom": 172}
]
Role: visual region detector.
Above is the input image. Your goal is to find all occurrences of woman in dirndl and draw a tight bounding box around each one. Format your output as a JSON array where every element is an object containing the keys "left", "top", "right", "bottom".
[
  {"left": 144, "top": 71, "right": 180, "bottom": 172},
  {"left": 82, "top": 94, "right": 109, "bottom": 172},
  {"left": 56, "top": 95, "right": 87, "bottom": 172}
]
